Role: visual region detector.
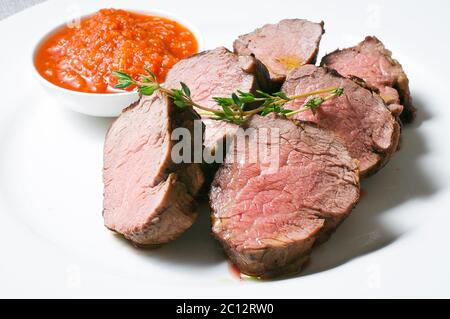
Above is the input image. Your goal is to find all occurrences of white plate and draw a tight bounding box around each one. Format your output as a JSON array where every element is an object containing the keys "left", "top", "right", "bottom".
[{"left": 1, "top": 0, "right": 450, "bottom": 298}]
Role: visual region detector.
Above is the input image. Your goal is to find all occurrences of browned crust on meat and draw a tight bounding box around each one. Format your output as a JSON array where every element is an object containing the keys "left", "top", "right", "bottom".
[
  {"left": 104, "top": 94, "right": 205, "bottom": 246},
  {"left": 364, "top": 94, "right": 401, "bottom": 177},
  {"left": 338, "top": 69, "right": 401, "bottom": 177},
  {"left": 214, "top": 229, "right": 317, "bottom": 279},
  {"left": 321, "top": 36, "right": 415, "bottom": 123},
  {"left": 233, "top": 20, "right": 325, "bottom": 91},
  {"left": 326, "top": 69, "right": 401, "bottom": 176},
  {"left": 123, "top": 173, "right": 199, "bottom": 245},
  {"left": 283, "top": 65, "right": 400, "bottom": 177},
  {"left": 210, "top": 118, "right": 360, "bottom": 278}
]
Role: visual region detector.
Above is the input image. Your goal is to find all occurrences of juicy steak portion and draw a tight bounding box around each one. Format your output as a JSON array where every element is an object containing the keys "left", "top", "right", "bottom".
[
  {"left": 321, "top": 36, "right": 415, "bottom": 123},
  {"left": 234, "top": 19, "right": 324, "bottom": 86},
  {"left": 282, "top": 65, "right": 400, "bottom": 176},
  {"left": 164, "top": 47, "right": 257, "bottom": 151},
  {"left": 103, "top": 93, "right": 204, "bottom": 245},
  {"left": 210, "top": 115, "right": 360, "bottom": 278}
]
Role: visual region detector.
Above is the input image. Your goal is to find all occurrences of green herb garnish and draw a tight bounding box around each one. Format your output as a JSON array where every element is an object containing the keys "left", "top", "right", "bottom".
[{"left": 113, "top": 70, "right": 344, "bottom": 125}]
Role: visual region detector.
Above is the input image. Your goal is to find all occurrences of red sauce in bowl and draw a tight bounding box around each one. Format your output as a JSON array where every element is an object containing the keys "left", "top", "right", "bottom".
[{"left": 34, "top": 9, "right": 199, "bottom": 93}]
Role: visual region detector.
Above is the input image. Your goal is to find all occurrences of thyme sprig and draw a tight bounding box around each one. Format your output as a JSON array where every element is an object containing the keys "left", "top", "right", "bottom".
[{"left": 113, "top": 70, "right": 344, "bottom": 125}]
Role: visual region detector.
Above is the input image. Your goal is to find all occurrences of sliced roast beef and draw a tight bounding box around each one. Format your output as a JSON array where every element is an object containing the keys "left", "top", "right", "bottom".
[
  {"left": 282, "top": 65, "right": 400, "bottom": 176},
  {"left": 210, "top": 115, "right": 360, "bottom": 278},
  {"left": 233, "top": 19, "right": 324, "bottom": 88},
  {"left": 164, "top": 47, "right": 257, "bottom": 152},
  {"left": 103, "top": 92, "right": 204, "bottom": 245},
  {"left": 321, "top": 36, "right": 415, "bottom": 123}
]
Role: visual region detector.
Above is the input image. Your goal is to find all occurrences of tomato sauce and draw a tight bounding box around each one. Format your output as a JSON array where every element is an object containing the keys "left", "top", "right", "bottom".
[{"left": 35, "top": 9, "right": 198, "bottom": 93}]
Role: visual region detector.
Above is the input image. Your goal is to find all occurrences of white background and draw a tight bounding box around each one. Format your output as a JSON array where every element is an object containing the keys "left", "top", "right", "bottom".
[{"left": 0, "top": 0, "right": 449, "bottom": 298}]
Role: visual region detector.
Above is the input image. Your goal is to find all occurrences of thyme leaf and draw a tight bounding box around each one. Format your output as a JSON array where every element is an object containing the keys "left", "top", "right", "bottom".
[{"left": 113, "top": 69, "right": 344, "bottom": 125}]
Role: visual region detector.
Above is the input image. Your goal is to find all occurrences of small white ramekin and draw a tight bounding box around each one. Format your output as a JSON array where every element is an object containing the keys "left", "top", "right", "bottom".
[{"left": 32, "top": 9, "right": 204, "bottom": 117}]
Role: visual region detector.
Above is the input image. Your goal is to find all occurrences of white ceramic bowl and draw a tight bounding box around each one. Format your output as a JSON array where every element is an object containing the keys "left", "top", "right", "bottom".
[{"left": 32, "top": 9, "right": 204, "bottom": 117}]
